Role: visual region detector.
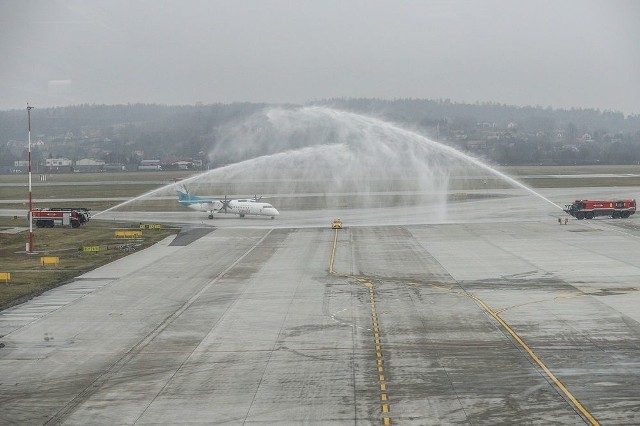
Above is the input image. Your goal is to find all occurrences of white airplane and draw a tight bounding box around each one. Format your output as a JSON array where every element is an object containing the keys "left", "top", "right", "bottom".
[{"left": 176, "top": 184, "right": 279, "bottom": 219}]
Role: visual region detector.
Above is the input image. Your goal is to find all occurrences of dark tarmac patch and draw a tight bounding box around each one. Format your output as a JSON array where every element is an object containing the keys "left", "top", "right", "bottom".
[
  {"left": 169, "top": 227, "right": 215, "bottom": 246},
  {"left": 592, "top": 287, "right": 639, "bottom": 296}
]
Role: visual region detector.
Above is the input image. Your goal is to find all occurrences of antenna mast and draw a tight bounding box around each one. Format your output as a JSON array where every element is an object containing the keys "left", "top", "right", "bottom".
[{"left": 27, "top": 104, "right": 35, "bottom": 253}]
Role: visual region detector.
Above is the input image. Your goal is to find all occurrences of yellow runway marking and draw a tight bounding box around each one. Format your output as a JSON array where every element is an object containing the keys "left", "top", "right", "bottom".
[
  {"left": 469, "top": 294, "right": 600, "bottom": 426},
  {"left": 427, "top": 282, "right": 600, "bottom": 424},
  {"left": 329, "top": 228, "right": 339, "bottom": 273},
  {"left": 361, "top": 278, "right": 392, "bottom": 425},
  {"left": 331, "top": 234, "right": 391, "bottom": 424}
]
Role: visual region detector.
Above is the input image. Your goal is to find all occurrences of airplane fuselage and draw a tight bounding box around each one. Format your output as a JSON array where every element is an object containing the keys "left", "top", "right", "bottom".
[
  {"left": 176, "top": 185, "right": 279, "bottom": 219},
  {"left": 183, "top": 199, "right": 279, "bottom": 219}
]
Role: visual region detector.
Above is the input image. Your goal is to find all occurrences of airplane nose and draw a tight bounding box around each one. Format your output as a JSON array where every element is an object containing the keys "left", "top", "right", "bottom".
[{"left": 273, "top": 208, "right": 280, "bottom": 216}]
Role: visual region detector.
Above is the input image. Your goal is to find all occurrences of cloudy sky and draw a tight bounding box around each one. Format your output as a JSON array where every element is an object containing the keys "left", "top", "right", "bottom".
[{"left": 1, "top": 0, "right": 639, "bottom": 114}]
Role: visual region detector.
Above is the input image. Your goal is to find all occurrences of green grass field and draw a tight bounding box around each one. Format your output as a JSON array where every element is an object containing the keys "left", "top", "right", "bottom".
[{"left": 0, "top": 217, "right": 178, "bottom": 310}]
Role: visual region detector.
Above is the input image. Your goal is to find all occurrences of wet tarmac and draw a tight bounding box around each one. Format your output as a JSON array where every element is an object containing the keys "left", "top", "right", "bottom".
[{"left": 1, "top": 187, "right": 640, "bottom": 424}]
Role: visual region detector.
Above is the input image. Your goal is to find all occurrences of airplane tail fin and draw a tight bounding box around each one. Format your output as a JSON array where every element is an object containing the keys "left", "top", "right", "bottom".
[
  {"left": 176, "top": 184, "right": 210, "bottom": 205},
  {"left": 176, "top": 184, "right": 195, "bottom": 203}
]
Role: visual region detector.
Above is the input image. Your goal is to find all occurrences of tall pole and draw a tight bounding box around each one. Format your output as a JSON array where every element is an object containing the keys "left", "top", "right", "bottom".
[{"left": 27, "top": 104, "right": 34, "bottom": 253}]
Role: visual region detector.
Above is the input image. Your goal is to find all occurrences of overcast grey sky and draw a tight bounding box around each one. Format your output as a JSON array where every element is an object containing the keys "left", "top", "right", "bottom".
[{"left": 1, "top": 0, "right": 639, "bottom": 114}]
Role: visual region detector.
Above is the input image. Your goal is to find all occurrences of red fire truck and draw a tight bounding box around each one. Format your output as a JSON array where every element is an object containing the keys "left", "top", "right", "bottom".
[
  {"left": 563, "top": 199, "right": 636, "bottom": 220},
  {"left": 31, "top": 208, "right": 84, "bottom": 228}
]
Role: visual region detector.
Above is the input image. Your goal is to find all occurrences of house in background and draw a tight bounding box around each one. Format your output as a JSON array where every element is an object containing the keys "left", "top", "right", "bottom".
[
  {"left": 76, "top": 158, "right": 106, "bottom": 172},
  {"left": 138, "top": 159, "right": 162, "bottom": 171},
  {"left": 45, "top": 158, "right": 73, "bottom": 173}
]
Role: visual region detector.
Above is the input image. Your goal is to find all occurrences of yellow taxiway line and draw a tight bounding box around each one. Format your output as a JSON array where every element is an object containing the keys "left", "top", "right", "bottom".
[
  {"left": 357, "top": 278, "right": 392, "bottom": 425},
  {"left": 329, "top": 228, "right": 338, "bottom": 274},
  {"left": 469, "top": 294, "right": 600, "bottom": 426},
  {"left": 334, "top": 235, "right": 597, "bottom": 425}
]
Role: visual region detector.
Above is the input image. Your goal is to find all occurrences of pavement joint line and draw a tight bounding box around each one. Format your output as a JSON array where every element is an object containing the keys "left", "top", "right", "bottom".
[
  {"left": 469, "top": 293, "right": 600, "bottom": 426},
  {"left": 45, "top": 229, "right": 276, "bottom": 425},
  {"left": 493, "top": 294, "right": 584, "bottom": 315}
]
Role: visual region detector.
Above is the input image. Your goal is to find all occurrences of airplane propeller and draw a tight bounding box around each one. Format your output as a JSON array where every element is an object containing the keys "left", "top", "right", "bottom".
[{"left": 220, "top": 195, "right": 232, "bottom": 213}]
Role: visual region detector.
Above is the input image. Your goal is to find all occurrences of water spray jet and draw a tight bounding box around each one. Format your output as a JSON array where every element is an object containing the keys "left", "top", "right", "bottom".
[{"left": 96, "top": 106, "right": 562, "bottom": 221}]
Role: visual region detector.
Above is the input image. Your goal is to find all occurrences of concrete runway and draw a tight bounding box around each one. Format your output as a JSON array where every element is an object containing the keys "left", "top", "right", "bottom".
[{"left": 1, "top": 188, "right": 640, "bottom": 424}]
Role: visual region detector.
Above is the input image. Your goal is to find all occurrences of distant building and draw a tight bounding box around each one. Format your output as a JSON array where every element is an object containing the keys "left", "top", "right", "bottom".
[
  {"left": 579, "top": 133, "right": 594, "bottom": 143},
  {"left": 172, "top": 161, "right": 194, "bottom": 170},
  {"left": 138, "top": 159, "right": 162, "bottom": 171},
  {"left": 11, "top": 160, "right": 29, "bottom": 174},
  {"left": 76, "top": 158, "right": 106, "bottom": 172},
  {"left": 45, "top": 158, "right": 72, "bottom": 167},
  {"left": 477, "top": 121, "right": 495, "bottom": 129},
  {"left": 161, "top": 158, "right": 203, "bottom": 170},
  {"left": 45, "top": 158, "right": 73, "bottom": 172},
  {"left": 465, "top": 140, "right": 487, "bottom": 150},
  {"left": 105, "top": 163, "right": 126, "bottom": 172}
]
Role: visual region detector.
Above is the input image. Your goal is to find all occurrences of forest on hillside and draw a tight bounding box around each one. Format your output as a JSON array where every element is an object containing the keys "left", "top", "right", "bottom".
[{"left": 2, "top": 99, "right": 640, "bottom": 171}]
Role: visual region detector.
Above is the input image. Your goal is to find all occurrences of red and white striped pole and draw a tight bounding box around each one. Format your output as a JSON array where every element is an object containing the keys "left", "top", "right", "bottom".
[{"left": 27, "top": 104, "right": 34, "bottom": 253}]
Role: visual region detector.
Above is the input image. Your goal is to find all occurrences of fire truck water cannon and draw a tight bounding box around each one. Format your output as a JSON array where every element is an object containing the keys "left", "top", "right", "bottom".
[{"left": 563, "top": 199, "right": 636, "bottom": 220}]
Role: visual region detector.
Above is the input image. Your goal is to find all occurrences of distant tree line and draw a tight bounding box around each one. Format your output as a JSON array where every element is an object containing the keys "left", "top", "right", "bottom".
[
  {"left": 315, "top": 98, "right": 640, "bottom": 166},
  {"left": 1, "top": 99, "right": 640, "bottom": 170}
]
